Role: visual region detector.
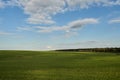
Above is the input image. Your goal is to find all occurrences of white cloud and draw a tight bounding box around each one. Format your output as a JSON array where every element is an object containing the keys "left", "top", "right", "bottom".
[
  {"left": 109, "top": 18, "right": 120, "bottom": 24},
  {"left": 114, "top": 0, "right": 120, "bottom": 5},
  {"left": 5, "top": 0, "right": 21, "bottom": 7},
  {"left": 18, "top": 0, "right": 66, "bottom": 24},
  {"left": 18, "top": 18, "right": 99, "bottom": 33},
  {"left": 17, "top": 27, "right": 33, "bottom": 31},
  {"left": 0, "top": 0, "right": 5, "bottom": 8},
  {"left": 36, "top": 18, "right": 99, "bottom": 33},
  {"left": 68, "top": 18, "right": 98, "bottom": 28},
  {"left": 19, "top": 0, "right": 119, "bottom": 25},
  {"left": 0, "top": 0, "right": 120, "bottom": 25},
  {"left": 0, "top": 0, "right": 21, "bottom": 8},
  {"left": 0, "top": 31, "right": 13, "bottom": 36},
  {"left": 66, "top": 0, "right": 120, "bottom": 10}
]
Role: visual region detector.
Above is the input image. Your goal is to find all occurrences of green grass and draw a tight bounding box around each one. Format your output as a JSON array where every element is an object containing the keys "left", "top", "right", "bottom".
[{"left": 0, "top": 50, "right": 120, "bottom": 80}]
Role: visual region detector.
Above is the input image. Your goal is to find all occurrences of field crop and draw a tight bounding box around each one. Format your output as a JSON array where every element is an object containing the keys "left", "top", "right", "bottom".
[{"left": 0, "top": 51, "right": 120, "bottom": 80}]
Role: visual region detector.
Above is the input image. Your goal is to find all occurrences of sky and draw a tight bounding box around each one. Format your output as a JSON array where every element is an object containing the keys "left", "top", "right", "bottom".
[{"left": 0, "top": 0, "right": 120, "bottom": 50}]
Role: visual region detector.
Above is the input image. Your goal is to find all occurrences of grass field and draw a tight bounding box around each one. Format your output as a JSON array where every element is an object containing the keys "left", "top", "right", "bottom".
[{"left": 0, "top": 51, "right": 120, "bottom": 80}]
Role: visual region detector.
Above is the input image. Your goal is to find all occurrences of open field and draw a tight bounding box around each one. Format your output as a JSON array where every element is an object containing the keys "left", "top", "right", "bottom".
[{"left": 0, "top": 51, "right": 120, "bottom": 80}]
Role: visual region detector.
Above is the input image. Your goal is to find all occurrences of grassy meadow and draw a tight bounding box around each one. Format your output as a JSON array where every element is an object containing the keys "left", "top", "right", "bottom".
[{"left": 0, "top": 50, "right": 120, "bottom": 80}]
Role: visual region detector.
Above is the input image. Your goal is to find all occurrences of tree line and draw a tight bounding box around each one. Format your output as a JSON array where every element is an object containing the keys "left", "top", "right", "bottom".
[{"left": 56, "top": 48, "right": 120, "bottom": 53}]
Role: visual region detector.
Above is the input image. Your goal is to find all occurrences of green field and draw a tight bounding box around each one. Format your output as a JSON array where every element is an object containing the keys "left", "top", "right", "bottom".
[{"left": 0, "top": 51, "right": 120, "bottom": 80}]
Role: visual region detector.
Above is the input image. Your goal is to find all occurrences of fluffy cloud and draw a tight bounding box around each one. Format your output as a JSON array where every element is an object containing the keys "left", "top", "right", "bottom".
[
  {"left": 19, "top": 0, "right": 120, "bottom": 24},
  {"left": 18, "top": 18, "right": 99, "bottom": 33},
  {"left": 18, "top": 0, "right": 66, "bottom": 24},
  {"left": 0, "top": 0, "right": 120, "bottom": 25},
  {"left": 37, "top": 18, "right": 98, "bottom": 33},
  {"left": 68, "top": 18, "right": 98, "bottom": 28},
  {"left": 66, "top": 0, "right": 120, "bottom": 9},
  {"left": 109, "top": 18, "right": 120, "bottom": 24}
]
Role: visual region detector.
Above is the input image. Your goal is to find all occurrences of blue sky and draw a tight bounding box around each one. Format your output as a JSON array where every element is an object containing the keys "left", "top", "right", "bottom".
[{"left": 0, "top": 0, "right": 120, "bottom": 50}]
